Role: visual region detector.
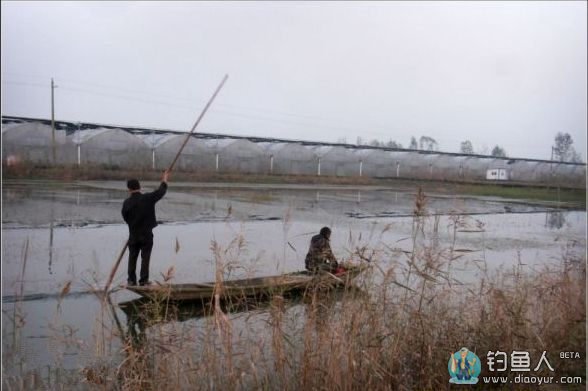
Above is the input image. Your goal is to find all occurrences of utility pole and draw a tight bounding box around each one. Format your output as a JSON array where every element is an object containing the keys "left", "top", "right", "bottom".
[
  {"left": 550, "top": 146, "right": 556, "bottom": 178},
  {"left": 51, "top": 78, "right": 56, "bottom": 164}
]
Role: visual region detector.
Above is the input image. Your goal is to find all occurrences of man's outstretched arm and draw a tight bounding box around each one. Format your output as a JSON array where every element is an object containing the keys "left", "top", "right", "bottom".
[{"left": 147, "top": 170, "right": 170, "bottom": 202}]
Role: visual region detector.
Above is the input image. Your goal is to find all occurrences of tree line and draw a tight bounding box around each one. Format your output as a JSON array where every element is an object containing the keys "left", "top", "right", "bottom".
[{"left": 341, "top": 132, "right": 582, "bottom": 162}]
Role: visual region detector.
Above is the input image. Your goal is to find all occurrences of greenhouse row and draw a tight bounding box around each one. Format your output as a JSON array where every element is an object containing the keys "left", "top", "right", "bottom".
[{"left": 2, "top": 116, "right": 586, "bottom": 187}]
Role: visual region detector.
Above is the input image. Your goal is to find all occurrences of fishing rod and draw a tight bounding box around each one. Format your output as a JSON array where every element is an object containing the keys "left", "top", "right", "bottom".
[{"left": 103, "top": 74, "right": 229, "bottom": 294}]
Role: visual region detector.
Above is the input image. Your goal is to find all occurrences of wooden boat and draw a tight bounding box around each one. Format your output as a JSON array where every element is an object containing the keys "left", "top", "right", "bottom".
[
  {"left": 118, "top": 285, "right": 369, "bottom": 328},
  {"left": 126, "top": 263, "right": 369, "bottom": 302}
]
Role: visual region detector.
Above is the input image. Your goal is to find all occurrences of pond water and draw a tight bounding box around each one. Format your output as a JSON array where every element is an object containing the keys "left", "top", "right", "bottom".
[{"left": 2, "top": 179, "right": 586, "bottom": 377}]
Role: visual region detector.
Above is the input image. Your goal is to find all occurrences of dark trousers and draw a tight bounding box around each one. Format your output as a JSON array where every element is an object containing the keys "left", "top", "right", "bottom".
[
  {"left": 127, "top": 234, "right": 153, "bottom": 285},
  {"left": 305, "top": 258, "right": 339, "bottom": 273}
]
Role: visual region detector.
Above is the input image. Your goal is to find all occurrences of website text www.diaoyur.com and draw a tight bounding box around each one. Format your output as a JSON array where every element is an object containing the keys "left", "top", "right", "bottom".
[{"left": 482, "top": 374, "right": 583, "bottom": 385}]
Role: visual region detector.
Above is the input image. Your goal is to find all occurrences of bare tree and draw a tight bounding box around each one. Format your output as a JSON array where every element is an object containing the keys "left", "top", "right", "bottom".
[
  {"left": 409, "top": 136, "right": 418, "bottom": 149},
  {"left": 419, "top": 136, "right": 438, "bottom": 151},
  {"left": 364, "top": 138, "right": 403, "bottom": 148},
  {"left": 386, "top": 140, "right": 402, "bottom": 149},
  {"left": 491, "top": 145, "right": 507, "bottom": 157},
  {"left": 553, "top": 132, "right": 582, "bottom": 162},
  {"left": 460, "top": 140, "right": 474, "bottom": 154},
  {"left": 570, "top": 150, "right": 583, "bottom": 163}
]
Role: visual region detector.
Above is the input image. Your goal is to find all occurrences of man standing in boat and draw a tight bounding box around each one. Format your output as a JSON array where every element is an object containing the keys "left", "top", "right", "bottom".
[
  {"left": 122, "top": 170, "right": 170, "bottom": 286},
  {"left": 305, "top": 227, "right": 339, "bottom": 273}
]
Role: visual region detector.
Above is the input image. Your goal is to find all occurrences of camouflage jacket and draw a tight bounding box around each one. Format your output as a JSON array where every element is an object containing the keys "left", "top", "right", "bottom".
[{"left": 305, "top": 234, "right": 337, "bottom": 271}]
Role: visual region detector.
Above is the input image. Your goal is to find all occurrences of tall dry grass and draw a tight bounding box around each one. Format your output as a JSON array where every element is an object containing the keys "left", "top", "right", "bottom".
[{"left": 2, "top": 188, "right": 585, "bottom": 390}]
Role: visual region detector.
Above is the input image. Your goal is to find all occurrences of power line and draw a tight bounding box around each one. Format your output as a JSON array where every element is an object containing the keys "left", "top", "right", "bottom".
[
  {"left": 2, "top": 77, "right": 568, "bottom": 158},
  {"left": 0, "top": 77, "right": 472, "bottom": 144},
  {"left": 2, "top": 76, "right": 401, "bottom": 133},
  {"left": 2, "top": 80, "right": 48, "bottom": 88},
  {"left": 3, "top": 72, "right": 364, "bottom": 123},
  {"left": 58, "top": 85, "right": 199, "bottom": 111},
  {"left": 3, "top": 78, "right": 380, "bottom": 135}
]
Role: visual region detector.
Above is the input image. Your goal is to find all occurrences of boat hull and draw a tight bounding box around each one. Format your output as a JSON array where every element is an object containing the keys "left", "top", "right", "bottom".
[{"left": 126, "top": 264, "right": 368, "bottom": 302}]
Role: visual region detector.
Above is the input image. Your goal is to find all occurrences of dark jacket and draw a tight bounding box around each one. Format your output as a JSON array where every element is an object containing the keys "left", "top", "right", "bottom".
[
  {"left": 305, "top": 233, "right": 337, "bottom": 271},
  {"left": 122, "top": 182, "right": 167, "bottom": 243}
]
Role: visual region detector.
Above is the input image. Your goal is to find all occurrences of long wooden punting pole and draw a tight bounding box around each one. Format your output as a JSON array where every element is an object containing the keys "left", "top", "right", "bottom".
[
  {"left": 103, "top": 240, "right": 129, "bottom": 294},
  {"left": 168, "top": 74, "right": 229, "bottom": 171},
  {"left": 103, "top": 74, "right": 229, "bottom": 294}
]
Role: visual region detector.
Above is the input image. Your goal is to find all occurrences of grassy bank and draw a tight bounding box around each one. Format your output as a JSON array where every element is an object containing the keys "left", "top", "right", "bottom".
[{"left": 451, "top": 183, "right": 586, "bottom": 206}]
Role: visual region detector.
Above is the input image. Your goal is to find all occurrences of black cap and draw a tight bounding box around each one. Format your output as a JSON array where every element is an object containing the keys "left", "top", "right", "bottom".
[
  {"left": 127, "top": 179, "right": 140, "bottom": 191},
  {"left": 320, "top": 226, "right": 331, "bottom": 237}
]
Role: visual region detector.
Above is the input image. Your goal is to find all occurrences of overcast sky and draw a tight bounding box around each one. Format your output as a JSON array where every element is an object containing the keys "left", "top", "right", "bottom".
[{"left": 2, "top": 1, "right": 586, "bottom": 160}]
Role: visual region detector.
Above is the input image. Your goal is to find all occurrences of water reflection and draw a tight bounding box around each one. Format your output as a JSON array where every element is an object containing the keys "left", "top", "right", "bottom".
[
  {"left": 545, "top": 211, "right": 567, "bottom": 229},
  {"left": 119, "top": 297, "right": 247, "bottom": 349},
  {"left": 3, "top": 180, "right": 578, "bottom": 230},
  {"left": 48, "top": 195, "right": 55, "bottom": 275},
  {"left": 116, "top": 287, "right": 367, "bottom": 350}
]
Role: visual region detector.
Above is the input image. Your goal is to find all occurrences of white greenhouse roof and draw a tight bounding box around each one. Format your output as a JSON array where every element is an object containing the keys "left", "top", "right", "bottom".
[
  {"left": 136, "top": 133, "right": 180, "bottom": 148},
  {"left": 1, "top": 123, "right": 25, "bottom": 134},
  {"left": 311, "top": 145, "right": 336, "bottom": 157},
  {"left": 202, "top": 138, "right": 241, "bottom": 150},
  {"left": 257, "top": 142, "right": 289, "bottom": 153},
  {"left": 71, "top": 128, "right": 116, "bottom": 144}
]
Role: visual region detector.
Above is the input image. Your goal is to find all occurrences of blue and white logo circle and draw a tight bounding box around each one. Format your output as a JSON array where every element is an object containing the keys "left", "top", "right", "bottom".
[{"left": 448, "top": 347, "right": 481, "bottom": 384}]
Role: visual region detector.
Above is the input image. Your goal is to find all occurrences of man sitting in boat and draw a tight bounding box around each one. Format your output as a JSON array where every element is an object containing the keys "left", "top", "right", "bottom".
[{"left": 305, "top": 227, "right": 339, "bottom": 273}]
